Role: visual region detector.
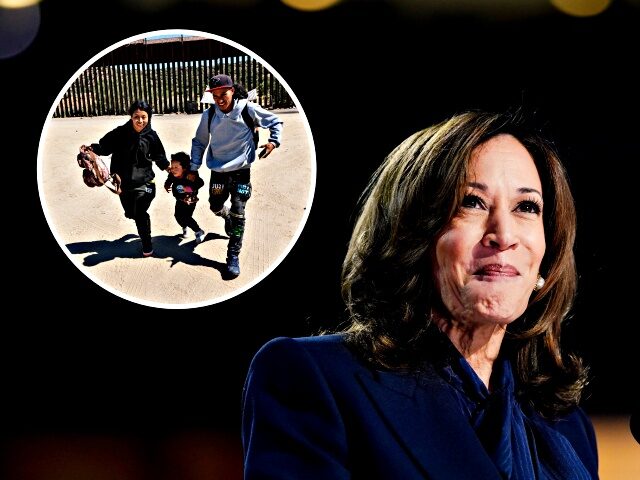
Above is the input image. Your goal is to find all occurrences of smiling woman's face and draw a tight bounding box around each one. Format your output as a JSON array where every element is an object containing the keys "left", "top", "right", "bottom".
[
  {"left": 434, "top": 133, "right": 546, "bottom": 327},
  {"left": 131, "top": 109, "right": 149, "bottom": 132}
]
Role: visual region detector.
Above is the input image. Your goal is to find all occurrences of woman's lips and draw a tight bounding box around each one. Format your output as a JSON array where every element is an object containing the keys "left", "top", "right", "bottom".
[{"left": 474, "top": 264, "right": 520, "bottom": 276}]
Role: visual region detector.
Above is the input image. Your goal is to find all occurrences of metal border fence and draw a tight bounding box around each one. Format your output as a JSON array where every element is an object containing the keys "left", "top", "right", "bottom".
[{"left": 55, "top": 36, "right": 293, "bottom": 117}]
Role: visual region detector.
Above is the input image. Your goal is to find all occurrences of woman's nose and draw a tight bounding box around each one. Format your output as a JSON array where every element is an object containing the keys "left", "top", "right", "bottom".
[{"left": 481, "top": 209, "right": 518, "bottom": 251}]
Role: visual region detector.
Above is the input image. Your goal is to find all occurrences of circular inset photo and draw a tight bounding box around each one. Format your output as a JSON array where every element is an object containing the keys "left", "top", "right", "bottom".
[{"left": 38, "top": 29, "right": 315, "bottom": 308}]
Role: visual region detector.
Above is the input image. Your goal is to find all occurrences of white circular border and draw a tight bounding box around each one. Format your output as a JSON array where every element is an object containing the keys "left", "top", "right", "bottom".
[{"left": 37, "top": 29, "right": 317, "bottom": 309}]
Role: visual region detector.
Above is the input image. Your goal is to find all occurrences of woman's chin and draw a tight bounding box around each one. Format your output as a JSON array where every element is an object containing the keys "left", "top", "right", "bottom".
[
  {"left": 471, "top": 301, "right": 524, "bottom": 326},
  {"left": 466, "top": 283, "right": 529, "bottom": 320}
]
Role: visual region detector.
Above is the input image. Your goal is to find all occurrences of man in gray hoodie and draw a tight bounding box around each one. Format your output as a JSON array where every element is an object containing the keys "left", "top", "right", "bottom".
[{"left": 190, "top": 74, "right": 283, "bottom": 279}]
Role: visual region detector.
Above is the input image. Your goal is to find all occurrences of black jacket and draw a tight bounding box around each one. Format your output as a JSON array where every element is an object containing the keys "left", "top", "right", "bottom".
[
  {"left": 91, "top": 120, "right": 169, "bottom": 189},
  {"left": 164, "top": 173, "right": 205, "bottom": 204}
]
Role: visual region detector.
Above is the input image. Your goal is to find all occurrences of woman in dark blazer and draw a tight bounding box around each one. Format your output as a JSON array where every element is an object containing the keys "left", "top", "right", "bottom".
[{"left": 242, "top": 110, "right": 598, "bottom": 479}]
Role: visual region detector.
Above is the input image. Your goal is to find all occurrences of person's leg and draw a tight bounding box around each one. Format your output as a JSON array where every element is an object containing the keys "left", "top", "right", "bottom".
[
  {"left": 119, "top": 189, "right": 136, "bottom": 220},
  {"left": 131, "top": 183, "right": 156, "bottom": 255},
  {"left": 174, "top": 200, "right": 190, "bottom": 237},
  {"left": 184, "top": 204, "right": 201, "bottom": 233},
  {"left": 119, "top": 186, "right": 152, "bottom": 254},
  {"left": 179, "top": 201, "right": 203, "bottom": 241},
  {"left": 174, "top": 201, "right": 188, "bottom": 228},
  {"left": 226, "top": 168, "right": 251, "bottom": 278},
  {"left": 209, "top": 170, "right": 232, "bottom": 236}
]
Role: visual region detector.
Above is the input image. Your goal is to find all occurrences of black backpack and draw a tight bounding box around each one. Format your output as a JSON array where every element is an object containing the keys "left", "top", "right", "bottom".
[{"left": 207, "top": 103, "right": 259, "bottom": 147}]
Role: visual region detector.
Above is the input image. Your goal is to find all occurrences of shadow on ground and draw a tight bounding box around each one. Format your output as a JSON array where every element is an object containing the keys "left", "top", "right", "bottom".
[{"left": 66, "top": 233, "right": 230, "bottom": 277}]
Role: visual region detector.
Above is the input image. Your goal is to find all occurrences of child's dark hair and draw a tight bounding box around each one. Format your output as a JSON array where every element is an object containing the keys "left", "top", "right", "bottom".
[{"left": 171, "top": 151, "right": 191, "bottom": 170}]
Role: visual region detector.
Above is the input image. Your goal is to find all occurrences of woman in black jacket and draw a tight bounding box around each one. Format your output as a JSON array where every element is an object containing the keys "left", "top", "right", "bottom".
[{"left": 81, "top": 100, "right": 170, "bottom": 256}]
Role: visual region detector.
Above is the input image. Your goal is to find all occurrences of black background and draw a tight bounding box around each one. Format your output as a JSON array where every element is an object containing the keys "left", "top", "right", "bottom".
[{"left": 1, "top": 0, "right": 638, "bottom": 445}]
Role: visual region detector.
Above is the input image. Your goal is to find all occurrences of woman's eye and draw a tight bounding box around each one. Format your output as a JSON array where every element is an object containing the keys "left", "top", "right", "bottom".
[
  {"left": 517, "top": 200, "right": 542, "bottom": 214},
  {"left": 461, "top": 194, "right": 484, "bottom": 209}
]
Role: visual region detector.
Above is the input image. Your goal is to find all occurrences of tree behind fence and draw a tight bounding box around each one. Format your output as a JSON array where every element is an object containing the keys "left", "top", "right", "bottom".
[{"left": 55, "top": 37, "right": 294, "bottom": 118}]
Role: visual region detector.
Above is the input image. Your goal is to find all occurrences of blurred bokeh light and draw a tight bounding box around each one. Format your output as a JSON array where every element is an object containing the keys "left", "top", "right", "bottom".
[
  {"left": 591, "top": 415, "right": 640, "bottom": 479},
  {"left": 3, "top": 432, "right": 243, "bottom": 480},
  {"left": 0, "top": 4, "right": 40, "bottom": 59},
  {"left": 281, "top": 0, "right": 342, "bottom": 12},
  {"left": 2, "top": 421, "right": 636, "bottom": 479},
  {"left": 0, "top": 0, "right": 40, "bottom": 8},
  {"left": 550, "top": 0, "right": 612, "bottom": 16}
]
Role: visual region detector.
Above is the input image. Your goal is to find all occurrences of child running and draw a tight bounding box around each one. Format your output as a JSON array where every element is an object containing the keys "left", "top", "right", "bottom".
[{"left": 164, "top": 152, "right": 206, "bottom": 243}]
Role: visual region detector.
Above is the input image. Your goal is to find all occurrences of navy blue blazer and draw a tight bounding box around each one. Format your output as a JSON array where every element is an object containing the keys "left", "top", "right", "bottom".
[{"left": 242, "top": 335, "right": 598, "bottom": 479}]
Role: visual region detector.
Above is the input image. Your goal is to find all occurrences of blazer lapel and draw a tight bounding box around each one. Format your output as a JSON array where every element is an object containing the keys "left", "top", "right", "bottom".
[{"left": 357, "top": 368, "right": 502, "bottom": 480}]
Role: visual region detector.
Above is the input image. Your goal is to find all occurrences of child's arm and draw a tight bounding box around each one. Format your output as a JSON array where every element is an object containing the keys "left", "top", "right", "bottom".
[{"left": 164, "top": 174, "right": 174, "bottom": 192}]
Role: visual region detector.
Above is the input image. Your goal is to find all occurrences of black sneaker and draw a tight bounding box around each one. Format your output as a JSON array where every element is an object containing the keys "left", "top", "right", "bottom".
[
  {"left": 226, "top": 254, "right": 240, "bottom": 278},
  {"left": 142, "top": 239, "right": 153, "bottom": 257}
]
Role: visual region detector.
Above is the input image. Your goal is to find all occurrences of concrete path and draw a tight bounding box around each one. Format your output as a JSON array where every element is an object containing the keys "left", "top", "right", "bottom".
[{"left": 38, "top": 110, "right": 314, "bottom": 308}]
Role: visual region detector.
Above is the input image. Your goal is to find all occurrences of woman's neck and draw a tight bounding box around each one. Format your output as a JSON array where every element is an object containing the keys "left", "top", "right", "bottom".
[{"left": 435, "top": 316, "right": 506, "bottom": 389}]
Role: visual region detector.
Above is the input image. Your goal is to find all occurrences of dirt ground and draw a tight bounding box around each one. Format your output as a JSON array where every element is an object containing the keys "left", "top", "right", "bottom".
[{"left": 38, "top": 109, "right": 314, "bottom": 308}]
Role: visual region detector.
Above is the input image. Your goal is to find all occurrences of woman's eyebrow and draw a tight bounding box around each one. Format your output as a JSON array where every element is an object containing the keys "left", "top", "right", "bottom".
[
  {"left": 467, "top": 181, "right": 487, "bottom": 191},
  {"left": 467, "top": 182, "right": 542, "bottom": 197},
  {"left": 519, "top": 187, "right": 543, "bottom": 197}
]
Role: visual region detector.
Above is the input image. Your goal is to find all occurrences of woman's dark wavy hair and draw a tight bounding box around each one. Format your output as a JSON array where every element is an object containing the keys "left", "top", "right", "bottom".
[
  {"left": 232, "top": 83, "right": 249, "bottom": 100},
  {"left": 341, "top": 110, "right": 587, "bottom": 418},
  {"left": 128, "top": 99, "right": 153, "bottom": 119}
]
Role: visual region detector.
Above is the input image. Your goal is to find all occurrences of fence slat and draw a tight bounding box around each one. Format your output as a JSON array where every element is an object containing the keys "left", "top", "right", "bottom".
[{"left": 54, "top": 37, "right": 293, "bottom": 118}]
